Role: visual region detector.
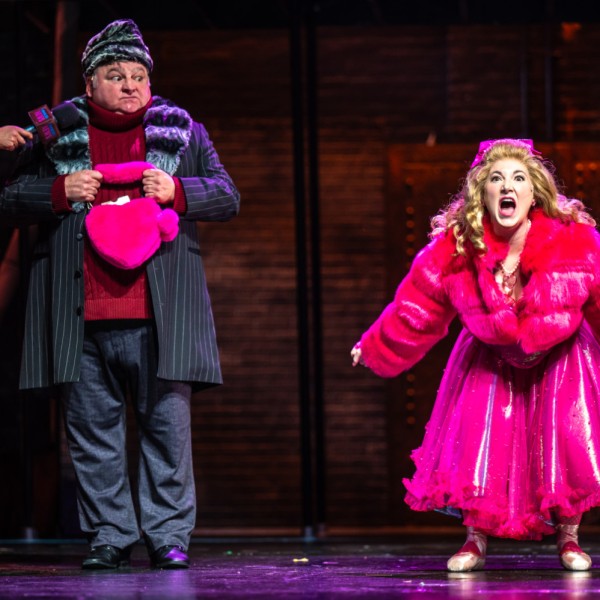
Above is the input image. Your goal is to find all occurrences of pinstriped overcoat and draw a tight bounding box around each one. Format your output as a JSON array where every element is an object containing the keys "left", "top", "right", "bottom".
[{"left": 0, "top": 101, "right": 240, "bottom": 391}]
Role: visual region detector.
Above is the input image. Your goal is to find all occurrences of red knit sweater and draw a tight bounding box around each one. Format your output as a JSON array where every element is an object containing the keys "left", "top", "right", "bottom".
[
  {"left": 59, "top": 99, "right": 154, "bottom": 320},
  {"left": 50, "top": 99, "right": 188, "bottom": 320},
  {"left": 85, "top": 99, "right": 154, "bottom": 320}
]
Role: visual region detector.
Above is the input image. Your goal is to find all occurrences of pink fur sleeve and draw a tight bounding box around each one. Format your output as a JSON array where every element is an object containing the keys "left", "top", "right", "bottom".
[
  {"left": 358, "top": 238, "right": 457, "bottom": 378},
  {"left": 581, "top": 227, "right": 600, "bottom": 340}
]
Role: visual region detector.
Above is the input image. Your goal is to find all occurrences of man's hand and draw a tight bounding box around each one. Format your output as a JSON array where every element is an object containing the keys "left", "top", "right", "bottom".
[
  {"left": 142, "top": 168, "right": 175, "bottom": 204},
  {"left": 65, "top": 170, "right": 103, "bottom": 203}
]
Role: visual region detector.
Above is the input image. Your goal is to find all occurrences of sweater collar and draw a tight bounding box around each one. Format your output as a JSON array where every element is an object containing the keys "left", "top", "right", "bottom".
[{"left": 87, "top": 98, "right": 150, "bottom": 132}]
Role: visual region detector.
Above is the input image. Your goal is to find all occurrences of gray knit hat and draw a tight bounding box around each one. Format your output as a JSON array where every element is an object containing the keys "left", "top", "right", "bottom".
[{"left": 81, "top": 19, "right": 153, "bottom": 77}]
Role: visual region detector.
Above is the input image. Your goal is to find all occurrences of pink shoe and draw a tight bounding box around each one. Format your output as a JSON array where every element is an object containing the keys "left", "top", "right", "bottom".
[
  {"left": 447, "top": 541, "right": 486, "bottom": 572},
  {"left": 560, "top": 541, "right": 592, "bottom": 571}
]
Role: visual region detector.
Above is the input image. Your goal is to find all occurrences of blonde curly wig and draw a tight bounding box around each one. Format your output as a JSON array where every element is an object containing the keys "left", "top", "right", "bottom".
[{"left": 430, "top": 140, "right": 595, "bottom": 256}]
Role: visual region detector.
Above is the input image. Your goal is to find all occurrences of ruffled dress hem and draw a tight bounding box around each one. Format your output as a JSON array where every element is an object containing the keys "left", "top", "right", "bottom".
[{"left": 401, "top": 322, "right": 600, "bottom": 540}]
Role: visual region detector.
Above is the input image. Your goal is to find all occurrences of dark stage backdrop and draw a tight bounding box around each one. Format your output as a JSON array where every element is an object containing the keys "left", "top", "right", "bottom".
[{"left": 2, "top": 19, "right": 600, "bottom": 537}]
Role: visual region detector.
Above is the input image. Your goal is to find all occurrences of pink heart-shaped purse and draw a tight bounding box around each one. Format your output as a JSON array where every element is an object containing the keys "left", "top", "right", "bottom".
[
  {"left": 84, "top": 162, "right": 179, "bottom": 269},
  {"left": 86, "top": 197, "right": 179, "bottom": 269}
]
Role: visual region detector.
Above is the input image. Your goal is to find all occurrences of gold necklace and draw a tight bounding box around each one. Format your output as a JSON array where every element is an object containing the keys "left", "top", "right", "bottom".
[
  {"left": 499, "top": 257, "right": 520, "bottom": 295},
  {"left": 498, "top": 219, "right": 530, "bottom": 297}
]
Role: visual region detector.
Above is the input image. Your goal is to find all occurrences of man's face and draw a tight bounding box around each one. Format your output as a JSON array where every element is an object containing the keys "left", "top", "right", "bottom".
[{"left": 86, "top": 61, "right": 151, "bottom": 114}]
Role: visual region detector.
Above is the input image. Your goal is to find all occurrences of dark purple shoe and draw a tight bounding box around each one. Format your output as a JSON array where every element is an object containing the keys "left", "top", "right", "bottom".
[
  {"left": 82, "top": 544, "right": 130, "bottom": 569},
  {"left": 151, "top": 545, "right": 190, "bottom": 569}
]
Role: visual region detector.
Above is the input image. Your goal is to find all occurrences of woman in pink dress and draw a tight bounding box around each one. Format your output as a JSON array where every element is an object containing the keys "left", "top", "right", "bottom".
[{"left": 352, "top": 138, "right": 600, "bottom": 572}]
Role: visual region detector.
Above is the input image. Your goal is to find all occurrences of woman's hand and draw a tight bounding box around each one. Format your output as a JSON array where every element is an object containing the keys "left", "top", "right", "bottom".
[{"left": 351, "top": 344, "right": 363, "bottom": 367}]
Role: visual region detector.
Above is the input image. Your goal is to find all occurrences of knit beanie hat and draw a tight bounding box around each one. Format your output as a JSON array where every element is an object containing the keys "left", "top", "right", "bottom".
[{"left": 81, "top": 19, "right": 153, "bottom": 77}]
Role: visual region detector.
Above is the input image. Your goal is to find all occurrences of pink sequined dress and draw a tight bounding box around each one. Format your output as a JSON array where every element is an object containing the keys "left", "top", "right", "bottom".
[{"left": 403, "top": 320, "right": 600, "bottom": 540}]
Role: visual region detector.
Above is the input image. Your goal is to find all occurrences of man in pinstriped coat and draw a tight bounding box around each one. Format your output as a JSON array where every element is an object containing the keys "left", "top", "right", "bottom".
[{"left": 0, "top": 20, "right": 240, "bottom": 569}]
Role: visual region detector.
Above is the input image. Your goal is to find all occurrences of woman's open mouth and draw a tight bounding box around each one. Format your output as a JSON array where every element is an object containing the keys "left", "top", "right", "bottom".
[{"left": 499, "top": 197, "right": 516, "bottom": 217}]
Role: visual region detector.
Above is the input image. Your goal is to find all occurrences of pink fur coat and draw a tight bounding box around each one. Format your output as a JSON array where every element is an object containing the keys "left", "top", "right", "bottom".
[{"left": 359, "top": 209, "right": 600, "bottom": 378}]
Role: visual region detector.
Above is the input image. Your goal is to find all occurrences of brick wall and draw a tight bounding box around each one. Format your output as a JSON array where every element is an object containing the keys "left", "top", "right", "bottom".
[
  {"left": 3, "top": 22, "right": 600, "bottom": 536},
  {"left": 157, "top": 24, "right": 600, "bottom": 532}
]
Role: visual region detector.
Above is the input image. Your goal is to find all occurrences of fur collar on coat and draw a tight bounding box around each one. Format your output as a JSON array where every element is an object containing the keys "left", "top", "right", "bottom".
[
  {"left": 45, "top": 95, "right": 192, "bottom": 176},
  {"left": 426, "top": 209, "right": 600, "bottom": 353},
  {"left": 360, "top": 209, "right": 600, "bottom": 377}
]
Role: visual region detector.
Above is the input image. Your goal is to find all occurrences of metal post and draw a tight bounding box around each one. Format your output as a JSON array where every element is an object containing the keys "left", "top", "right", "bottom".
[
  {"left": 305, "top": 2, "right": 326, "bottom": 535},
  {"left": 289, "top": 0, "right": 315, "bottom": 540}
]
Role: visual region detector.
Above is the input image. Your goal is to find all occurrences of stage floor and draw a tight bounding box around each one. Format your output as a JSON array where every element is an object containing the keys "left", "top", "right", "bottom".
[{"left": 0, "top": 535, "right": 599, "bottom": 598}]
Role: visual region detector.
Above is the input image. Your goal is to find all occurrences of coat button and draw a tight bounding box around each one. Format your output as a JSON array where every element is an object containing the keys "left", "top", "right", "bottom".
[
  {"left": 76, "top": 233, "right": 84, "bottom": 241},
  {"left": 75, "top": 306, "right": 83, "bottom": 316},
  {"left": 74, "top": 270, "right": 82, "bottom": 279}
]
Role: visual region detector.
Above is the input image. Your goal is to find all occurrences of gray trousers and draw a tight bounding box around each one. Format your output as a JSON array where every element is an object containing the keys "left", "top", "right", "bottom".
[{"left": 61, "top": 320, "right": 196, "bottom": 552}]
